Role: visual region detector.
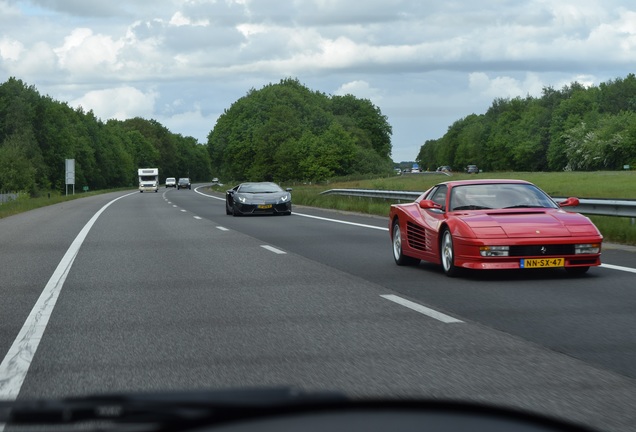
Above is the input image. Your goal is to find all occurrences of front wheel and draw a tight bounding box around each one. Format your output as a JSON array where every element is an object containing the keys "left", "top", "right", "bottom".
[
  {"left": 440, "top": 229, "right": 459, "bottom": 277},
  {"left": 392, "top": 220, "right": 419, "bottom": 266},
  {"left": 232, "top": 203, "right": 241, "bottom": 217}
]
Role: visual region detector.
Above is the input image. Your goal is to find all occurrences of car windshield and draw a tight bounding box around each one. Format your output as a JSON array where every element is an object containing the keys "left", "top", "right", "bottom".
[
  {"left": 238, "top": 183, "right": 283, "bottom": 193},
  {"left": 449, "top": 183, "right": 558, "bottom": 211}
]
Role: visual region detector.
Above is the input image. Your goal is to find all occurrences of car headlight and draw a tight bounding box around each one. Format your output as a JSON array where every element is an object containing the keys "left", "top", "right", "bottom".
[
  {"left": 480, "top": 246, "right": 509, "bottom": 257},
  {"left": 575, "top": 243, "right": 601, "bottom": 254},
  {"left": 278, "top": 194, "right": 290, "bottom": 203},
  {"left": 238, "top": 196, "right": 247, "bottom": 203}
]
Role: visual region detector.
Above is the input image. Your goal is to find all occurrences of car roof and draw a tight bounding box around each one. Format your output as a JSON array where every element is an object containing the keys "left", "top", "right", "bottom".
[
  {"left": 239, "top": 181, "right": 279, "bottom": 186},
  {"left": 438, "top": 179, "right": 532, "bottom": 187}
]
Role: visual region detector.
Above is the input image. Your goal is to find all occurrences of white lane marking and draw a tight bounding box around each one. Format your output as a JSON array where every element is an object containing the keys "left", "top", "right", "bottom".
[
  {"left": 173, "top": 205, "right": 178, "bottom": 208},
  {"left": 216, "top": 226, "right": 229, "bottom": 231},
  {"left": 195, "top": 187, "right": 223, "bottom": 199},
  {"left": 601, "top": 263, "right": 636, "bottom": 274},
  {"left": 294, "top": 212, "right": 388, "bottom": 231},
  {"left": 0, "top": 192, "right": 137, "bottom": 400},
  {"left": 180, "top": 209, "right": 187, "bottom": 213},
  {"left": 194, "top": 216, "right": 202, "bottom": 220},
  {"left": 261, "top": 245, "right": 287, "bottom": 255},
  {"left": 381, "top": 294, "right": 463, "bottom": 324}
]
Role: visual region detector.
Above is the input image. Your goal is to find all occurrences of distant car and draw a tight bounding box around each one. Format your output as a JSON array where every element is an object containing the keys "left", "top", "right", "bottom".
[
  {"left": 226, "top": 182, "right": 292, "bottom": 216},
  {"left": 212, "top": 178, "right": 219, "bottom": 184},
  {"left": 466, "top": 165, "right": 479, "bottom": 174},
  {"left": 436, "top": 166, "right": 452, "bottom": 173},
  {"left": 389, "top": 179, "right": 602, "bottom": 277},
  {"left": 165, "top": 177, "right": 176, "bottom": 188},
  {"left": 177, "top": 178, "right": 191, "bottom": 190}
]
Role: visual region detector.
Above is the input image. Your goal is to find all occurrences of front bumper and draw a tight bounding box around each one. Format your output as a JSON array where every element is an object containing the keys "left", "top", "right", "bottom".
[
  {"left": 235, "top": 202, "right": 292, "bottom": 215},
  {"left": 454, "top": 237, "right": 602, "bottom": 270}
]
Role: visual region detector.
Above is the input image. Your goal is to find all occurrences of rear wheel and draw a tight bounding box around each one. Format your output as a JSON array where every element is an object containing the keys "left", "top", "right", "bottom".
[
  {"left": 392, "top": 220, "right": 419, "bottom": 266},
  {"left": 440, "top": 229, "right": 459, "bottom": 277}
]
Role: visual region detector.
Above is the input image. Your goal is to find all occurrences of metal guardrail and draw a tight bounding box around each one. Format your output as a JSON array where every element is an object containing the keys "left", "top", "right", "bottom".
[
  {"left": 320, "top": 189, "right": 636, "bottom": 218},
  {"left": 0, "top": 192, "right": 19, "bottom": 204}
]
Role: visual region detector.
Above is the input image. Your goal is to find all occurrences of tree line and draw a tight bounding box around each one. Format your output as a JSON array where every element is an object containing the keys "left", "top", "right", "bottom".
[
  {"left": 1, "top": 77, "right": 394, "bottom": 194},
  {"left": 0, "top": 78, "right": 212, "bottom": 194},
  {"left": 417, "top": 74, "right": 636, "bottom": 172},
  {"left": 207, "top": 78, "right": 394, "bottom": 182}
]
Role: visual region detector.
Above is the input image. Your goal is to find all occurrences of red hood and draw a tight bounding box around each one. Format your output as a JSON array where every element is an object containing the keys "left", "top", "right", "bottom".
[{"left": 459, "top": 209, "right": 598, "bottom": 238}]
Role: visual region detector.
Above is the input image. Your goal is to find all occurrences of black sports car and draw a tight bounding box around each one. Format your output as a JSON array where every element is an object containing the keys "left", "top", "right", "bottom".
[{"left": 226, "top": 182, "right": 292, "bottom": 216}]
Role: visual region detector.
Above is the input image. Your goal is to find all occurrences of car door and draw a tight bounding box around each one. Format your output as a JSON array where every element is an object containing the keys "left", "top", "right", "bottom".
[{"left": 418, "top": 185, "right": 448, "bottom": 263}]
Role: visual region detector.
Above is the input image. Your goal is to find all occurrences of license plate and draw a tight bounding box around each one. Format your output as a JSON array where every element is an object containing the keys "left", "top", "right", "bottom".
[
  {"left": 520, "top": 258, "right": 565, "bottom": 268},
  {"left": 257, "top": 204, "right": 273, "bottom": 209}
]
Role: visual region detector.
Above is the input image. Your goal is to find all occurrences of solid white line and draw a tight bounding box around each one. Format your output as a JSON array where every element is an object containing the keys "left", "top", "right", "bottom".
[
  {"left": 261, "top": 245, "right": 287, "bottom": 254},
  {"left": 193, "top": 188, "right": 388, "bottom": 231},
  {"left": 601, "top": 263, "right": 636, "bottom": 274},
  {"left": 195, "top": 188, "right": 223, "bottom": 200},
  {"left": 294, "top": 212, "right": 388, "bottom": 231},
  {"left": 381, "top": 294, "right": 463, "bottom": 324},
  {"left": 216, "top": 226, "right": 229, "bottom": 231},
  {"left": 0, "top": 192, "right": 137, "bottom": 400}
]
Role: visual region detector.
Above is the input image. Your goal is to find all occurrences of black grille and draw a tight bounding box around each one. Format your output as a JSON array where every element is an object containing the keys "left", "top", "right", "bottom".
[
  {"left": 406, "top": 222, "right": 427, "bottom": 251},
  {"left": 509, "top": 244, "right": 575, "bottom": 256}
]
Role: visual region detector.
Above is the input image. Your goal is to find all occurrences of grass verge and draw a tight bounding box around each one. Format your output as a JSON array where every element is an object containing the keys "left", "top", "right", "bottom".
[
  {"left": 283, "top": 171, "right": 636, "bottom": 246},
  {"left": 0, "top": 188, "right": 129, "bottom": 219}
]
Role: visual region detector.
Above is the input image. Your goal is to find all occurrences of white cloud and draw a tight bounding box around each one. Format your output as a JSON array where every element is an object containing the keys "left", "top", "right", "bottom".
[
  {"left": 3, "top": 0, "right": 636, "bottom": 161},
  {"left": 53, "top": 28, "right": 125, "bottom": 75},
  {"left": 0, "top": 37, "right": 23, "bottom": 61},
  {"left": 335, "top": 80, "right": 383, "bottom": 105},
  {"left": 159, "top": 107, "right": 219, "bottom": 143},
  {"left": 469, "top": 72, "right": 546, "bottom": 100},
  {"left": 169, "top": 11, "right": 209, "bottom": 27},
  {"left": 70, "top": 86, "right": 157, "bottom": 120}
]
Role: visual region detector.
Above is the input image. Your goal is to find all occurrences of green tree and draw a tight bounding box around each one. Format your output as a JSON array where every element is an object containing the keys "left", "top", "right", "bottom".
[
  {"left": 207, "top": 78, "right": 393, "bottom": 181},
  {"left": 0, "top": 135, "right": 37, "bottom": 192}
]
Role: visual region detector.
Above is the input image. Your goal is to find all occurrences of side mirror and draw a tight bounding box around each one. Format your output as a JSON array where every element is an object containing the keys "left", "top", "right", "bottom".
[
  {"left": 558, "top": 197, "right": 580, "bottom": 207},
  {"left": 419, "top": 199, "right": 443, "bottom": 210}
]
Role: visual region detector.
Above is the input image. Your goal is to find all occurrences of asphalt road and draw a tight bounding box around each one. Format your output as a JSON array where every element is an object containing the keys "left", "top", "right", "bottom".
[{"left": 1, "top": 186, "right": 636, "bottom": 431}]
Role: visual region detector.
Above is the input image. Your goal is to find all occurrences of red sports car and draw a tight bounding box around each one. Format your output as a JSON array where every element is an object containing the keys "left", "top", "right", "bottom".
[{"left": 389, "top": 179, "right": 602, "bottom": 277}]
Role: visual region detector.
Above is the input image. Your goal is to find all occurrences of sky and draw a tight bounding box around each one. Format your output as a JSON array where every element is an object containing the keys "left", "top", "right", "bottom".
[{"left": 1, "top": 0, "right": 635, "bottom": 163}]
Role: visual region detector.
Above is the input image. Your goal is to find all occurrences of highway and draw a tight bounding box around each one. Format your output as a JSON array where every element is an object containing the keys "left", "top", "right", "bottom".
[{"left": 1, "top": 186, "right": 636, "bottom": 431}]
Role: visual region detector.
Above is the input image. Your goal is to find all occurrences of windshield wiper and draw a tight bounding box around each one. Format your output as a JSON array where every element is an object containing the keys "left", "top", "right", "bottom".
[{"left": 0, "top": 387, "right": 346, "bottom": 430}]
